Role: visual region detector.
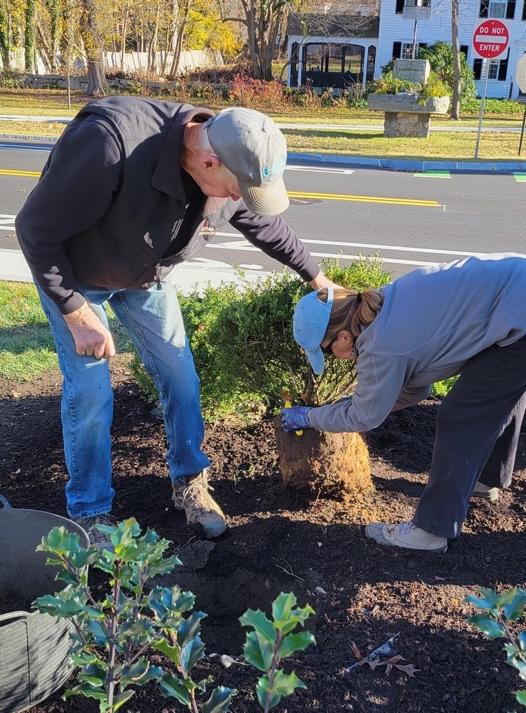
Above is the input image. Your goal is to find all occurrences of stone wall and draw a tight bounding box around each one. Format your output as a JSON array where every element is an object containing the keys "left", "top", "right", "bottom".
[{"left": 384, "top": 111, "right": 431, "bottom": 138}]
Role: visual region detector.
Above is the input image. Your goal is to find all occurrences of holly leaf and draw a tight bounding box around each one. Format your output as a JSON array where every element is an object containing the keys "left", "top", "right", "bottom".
[
  {"left": 159, "top": 673, "right": 191, "bottom": 706},
  {"left": 469, "top": 615, "right": 506, "bottom": 639},
  {"left": 201, "top": 686, "right": 238, "bottom": 713},
  {"left": 279, "top": 631, "right": 315, "bottom": 659},
  {"left": 515, "top": 689, "right": 526, "bottom": 705},
  {"left": 239, "top": 608, "right": 276, "bottom": 643}
]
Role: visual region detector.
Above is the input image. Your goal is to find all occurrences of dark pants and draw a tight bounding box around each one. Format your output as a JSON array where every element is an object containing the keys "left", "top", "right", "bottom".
[{"left": 413, "top": 336, "right": 526, "bottom": 539}]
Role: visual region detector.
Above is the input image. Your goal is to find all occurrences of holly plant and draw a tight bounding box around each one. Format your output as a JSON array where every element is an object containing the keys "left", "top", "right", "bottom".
[
  {"left": 467, "top": 586, "right": 526, "bottom": 707},
  {"left": 240, "top": 592, "right": 315, "bottom": 711},
  {"left": 35, "top": 519, "right": 236, "bottom": 713}
]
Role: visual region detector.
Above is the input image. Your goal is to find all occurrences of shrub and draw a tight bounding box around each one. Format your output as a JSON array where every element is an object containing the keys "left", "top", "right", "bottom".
[
  {"left": 35, "top": 520, "right": 314, "bottom": 713},
  {"left": 0, "top": 68, "right": 25, "bottom": 89},
  {"left": 461, "top": 97, "right": 524, "bottom": 116},
  {"left": 373, "top": 69, "right": 450, "bottom": 101},
  {"left": 466, "top": 587, "right": 526, "bottom": 707},
  {"left": 131, "top": 259, "right": 391, "bottom": 421},
  {"left": 418, "top": 41, "right": 476, "bottom": 100},
  {"left": 230, "top": 73, "right": 286, "bottom": 111}
]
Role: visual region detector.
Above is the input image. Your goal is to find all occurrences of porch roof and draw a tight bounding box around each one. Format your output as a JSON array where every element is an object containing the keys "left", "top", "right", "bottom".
[{"left": 287, "top": 13, "right": 380, "bottom": 39}]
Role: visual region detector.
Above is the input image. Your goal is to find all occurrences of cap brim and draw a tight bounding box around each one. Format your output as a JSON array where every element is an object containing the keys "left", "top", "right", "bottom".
[
  {"left": 241, "top": 176, "right": 289, "bottom": 216},
  {"left": 304, "top": 347, "right": 325, "bottom": 376}
]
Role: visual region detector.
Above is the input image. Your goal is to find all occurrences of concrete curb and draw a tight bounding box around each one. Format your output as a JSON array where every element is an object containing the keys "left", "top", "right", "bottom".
[
  {"left": 288, "top": 151, "right": 526, "bottom": 174},
  {"left": 1, "top": 135, "right": 525, "bottom": 174}
]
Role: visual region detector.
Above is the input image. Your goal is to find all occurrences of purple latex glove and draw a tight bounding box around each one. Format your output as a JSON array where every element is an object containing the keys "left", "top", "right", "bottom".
[{"left": 281, "top": 406, "right": 312, "bottom": 433}]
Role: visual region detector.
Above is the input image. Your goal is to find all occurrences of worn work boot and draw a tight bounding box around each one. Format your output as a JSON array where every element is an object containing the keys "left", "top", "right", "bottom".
[
  {"left": 172, "top": 470, "right": 227, "bottom": 538},
  {"left": 74, "top": 513, "right": 115, "bottom": 550},
  {"left": 364, "top": 520, "right": 448, "bottom": 553},
  {"left": 472, "top": 482, "right": 500, "bottom": 502}
]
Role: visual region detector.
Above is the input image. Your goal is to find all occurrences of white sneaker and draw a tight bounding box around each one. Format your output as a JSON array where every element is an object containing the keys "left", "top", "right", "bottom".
[
  {"left": 365, "top": 520, "right": 448, "bottom": 552},
  {"left": 172, "top": 470, "right": 227, "bottom": 539},
  {"left": 472, "top": 482, "right": 499, "bottom": 502}
]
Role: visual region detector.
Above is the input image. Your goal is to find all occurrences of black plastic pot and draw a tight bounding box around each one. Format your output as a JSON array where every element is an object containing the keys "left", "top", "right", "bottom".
[{"left": 0, "top": 495, "right": 89, "bottom": 712}]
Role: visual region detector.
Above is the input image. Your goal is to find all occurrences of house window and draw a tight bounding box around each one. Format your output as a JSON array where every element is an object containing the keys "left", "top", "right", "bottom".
[
  {"left": 481, "top": 0, "right": 515, "bottom": 15},
  {"left": 401, "top": 41, "right": 418, "bottom": 58},
  {"left": 489, "top": 0, "right": 506, "bottom": 15},
  {"left": 523, "top": 0, "right": 526, "bottom": 19},
  {"left": 395, "top": 0, "right": 404, "bottom": 14},
  {"left": 473, "top": 50, "right": 509, "bottom": 80}
]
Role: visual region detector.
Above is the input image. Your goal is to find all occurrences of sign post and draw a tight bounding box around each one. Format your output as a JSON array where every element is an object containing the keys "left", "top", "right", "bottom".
[{"left": 472, "top": 19, "right": 510, "bottom": 158}]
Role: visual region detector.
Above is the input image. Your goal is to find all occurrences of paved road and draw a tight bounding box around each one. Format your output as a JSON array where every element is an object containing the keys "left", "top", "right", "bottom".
[{"left": 0, "top": 143, "right": 524, "bottom": 285}]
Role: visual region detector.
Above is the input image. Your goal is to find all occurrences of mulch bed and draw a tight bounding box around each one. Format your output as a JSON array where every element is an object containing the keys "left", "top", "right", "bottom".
[{"left": 1, "top": 360, "right": 525, "bottom": 713}]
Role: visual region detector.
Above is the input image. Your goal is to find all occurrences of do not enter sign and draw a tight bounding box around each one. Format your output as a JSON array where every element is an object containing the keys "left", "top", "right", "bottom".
[{"left": 473, "top": 19, "right": 509, "bottom": 59}]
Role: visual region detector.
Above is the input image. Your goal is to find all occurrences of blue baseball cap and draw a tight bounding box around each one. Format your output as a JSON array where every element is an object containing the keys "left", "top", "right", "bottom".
[{"left": 293, "top": 287, "right": 334, "bottom": 375}]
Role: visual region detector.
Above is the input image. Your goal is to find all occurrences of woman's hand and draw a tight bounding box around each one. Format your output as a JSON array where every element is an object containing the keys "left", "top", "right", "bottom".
[{"left": 281, "top": 406, "right": 312, "bottom": 433}]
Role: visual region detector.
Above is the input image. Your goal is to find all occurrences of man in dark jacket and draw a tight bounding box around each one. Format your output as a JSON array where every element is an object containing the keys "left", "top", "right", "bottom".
[{"left": 16, "top": 96, "right": 333, "bottom": 547}]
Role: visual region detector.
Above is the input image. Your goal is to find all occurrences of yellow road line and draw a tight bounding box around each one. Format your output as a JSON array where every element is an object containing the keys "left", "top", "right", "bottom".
[
  {"left": 0, "top": 168, "right": 41, "bottom": 177},
  {"left": 0, "top": 169, "right": 439, "bottom": 208},
  {"left": 288, "top": 190, "right": 440, "bottom": 207}
]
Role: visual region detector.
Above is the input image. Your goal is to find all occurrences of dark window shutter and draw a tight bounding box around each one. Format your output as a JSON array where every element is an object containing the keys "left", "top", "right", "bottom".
[
  {"left": 395, "top": 0, "right": 404, "bottom": 13},
  {"left": 506, "top": 0, "right": 516, "bottom": 18},
  {"left": 523, "top": 0, "right": 526, "bottom": 19},
  {"left": 460, "top": 44, "right": 468, "bottom": 56},
  {"left": 479, "top": 0, "right": 489, "bottom": 16},
  {"left": 473, "top": 58, "right": 483, "bottom": 79},
  {"left": 393, "top": 42, "right": 402, "bottom": 58},
  {"left": 498, "top": 50, "right": 509, "bottom": 79}
]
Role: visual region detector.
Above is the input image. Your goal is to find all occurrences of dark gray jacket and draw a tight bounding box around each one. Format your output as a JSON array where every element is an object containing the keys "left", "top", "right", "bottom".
[{"left": 16, "top": 96, "right": 319, "bottom": 314}]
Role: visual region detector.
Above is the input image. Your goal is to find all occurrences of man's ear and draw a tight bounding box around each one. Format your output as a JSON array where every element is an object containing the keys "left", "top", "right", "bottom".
[{"left": 201, "top": 153, "right": 221, "bottom": 171}]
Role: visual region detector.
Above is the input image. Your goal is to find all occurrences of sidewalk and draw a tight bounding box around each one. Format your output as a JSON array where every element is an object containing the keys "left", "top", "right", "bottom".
[{"left": 0, "top": 114, "right": 523, "bottom": 133}]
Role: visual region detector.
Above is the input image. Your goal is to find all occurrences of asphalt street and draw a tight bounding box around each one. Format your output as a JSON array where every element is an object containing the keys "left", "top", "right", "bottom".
[{"left": 0, "top": 142, "right": 525, "bottom": 284}]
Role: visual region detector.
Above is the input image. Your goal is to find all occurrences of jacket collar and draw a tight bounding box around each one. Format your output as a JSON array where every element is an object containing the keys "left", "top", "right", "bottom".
[{"left": 151, "top": 104, "right": 214, "bottom": 200}]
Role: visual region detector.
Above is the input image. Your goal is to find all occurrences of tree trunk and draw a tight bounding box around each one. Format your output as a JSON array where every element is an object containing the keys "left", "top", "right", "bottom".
[
  {"left": 0, "top": 5, "right": 10, "bottom": 70},
  {"left": 451, "top": 0, "right": 462, "bottom": 120},
  {"left": 47, "top": 0, "right": 61, "bottom": 71},
  {"left": 25, "top": 0, "right": 36, "bottom": 72},
  {"left": 80, "top": 0, "right": 106, "bottom": 96}
]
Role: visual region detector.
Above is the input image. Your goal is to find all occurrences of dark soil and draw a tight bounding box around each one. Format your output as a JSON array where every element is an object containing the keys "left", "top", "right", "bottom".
[{"left": 1, "top": 360, "right": 525, "bottom": 713}]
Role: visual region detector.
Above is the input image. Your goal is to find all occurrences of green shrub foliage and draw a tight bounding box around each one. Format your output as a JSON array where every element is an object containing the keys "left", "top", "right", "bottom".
[
  {"left": 467, "top": 587, "right": 526, "bottom": 707},
  {"left": 131, "top": 258, "right": 391, "bottom": 421},
  {"left": 418, "top": 41, "right": 476, "bottom": 100}
]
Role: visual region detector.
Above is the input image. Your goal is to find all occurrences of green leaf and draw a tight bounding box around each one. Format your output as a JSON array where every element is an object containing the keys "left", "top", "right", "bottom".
[
  {"left": 469, "top": 615, "right": 506, "bottom": 639},
  {"left": 78, "top": 662, "right": 107, "bottom": 687},
  {"left": 86, "top": 619, "right": 109, "bottom": 646},
  {"left": 519, "top": 632, "right": 526, "bottom": 652},
  {"left": 154, "top": 638, "right": 181, "bottom": 666},
  {"left": 178, "top": 611, "right": 207, "bottom": 648},
  {"left": 112, "top": 690, "right": 135, "bottom": 711},
  {"left": 201, "top": 686, "right": 237, "bottom": 713},
  {"left": 503, "top": 591, "right": 526, "bottom": 621},
  {"left": 160, "top": 673, "right": 191, "bottom": 706},
  {"left": 256, "top": 669, "right": 307, "bottom": 709},
  {"left": 181, "top": 636, "right": 205, "bottom": 672},
  {"left": 64, "top": 683, "right": 108, "bottom": 702},
  {"left": 239, "top": 609, "right": 276, "bottom": 643},
  {"left": 279, "top": 631, "right": 315, "bottom": 658},
  {"left": 466, "top": 588, "right": 500, "bottom": 611},
  {"left": 515, "top": 689, "right": 526, "bottom": 706},
  {"left": 271, "top": 593, "right": 314, "bottom": 635},
  {"left": 243, "top": 630, "right": 274, "bottom": 672},
  {"left": 121, "top": 658, "right": 150, "bottom": 683}
]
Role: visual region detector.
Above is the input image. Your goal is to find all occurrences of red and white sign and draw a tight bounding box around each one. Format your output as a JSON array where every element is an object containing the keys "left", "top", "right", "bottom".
[{"left": 472, "top": 19, "right": 509, "bottom": 59}]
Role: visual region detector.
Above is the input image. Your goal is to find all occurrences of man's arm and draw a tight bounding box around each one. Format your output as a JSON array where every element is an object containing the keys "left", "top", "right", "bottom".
[
  {"left": 229, "top": 206, "right": 334, "bottom": 287},
  {"left": 16, "top": 116, "right": 122, "bottom": 315},
  {"left": 16, "top": 115, "right": 122, "bottom": 357}
]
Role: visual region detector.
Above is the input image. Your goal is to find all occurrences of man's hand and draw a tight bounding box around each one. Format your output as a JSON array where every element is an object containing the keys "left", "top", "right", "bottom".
[
  {"left": 309, "top": 271, "right": 341, "bottom": 291},
  {"left": 64, "top": 302, "right": 116, "bottom": 359},
  {"left": 281, "top": 406, "right": 312, "bottom": 433}
]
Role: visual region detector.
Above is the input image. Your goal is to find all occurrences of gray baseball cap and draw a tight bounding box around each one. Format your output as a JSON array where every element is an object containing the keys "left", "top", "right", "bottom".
[{"left": 205, "top": 107, "right": 289, "bottom": 216}]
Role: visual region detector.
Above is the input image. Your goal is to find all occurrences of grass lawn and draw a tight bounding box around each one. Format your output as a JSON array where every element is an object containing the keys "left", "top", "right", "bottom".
[
  {"left": 0, "top": 281, "right": 57, "bottom": 381},
  {"left": 0, "top": 282, "right": 131, "bottom": 382}
]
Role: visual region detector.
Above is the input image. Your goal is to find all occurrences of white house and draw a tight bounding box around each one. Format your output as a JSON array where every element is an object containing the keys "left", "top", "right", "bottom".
[{"left": 287, "top": 0, "right": 526, "bottom": 98}]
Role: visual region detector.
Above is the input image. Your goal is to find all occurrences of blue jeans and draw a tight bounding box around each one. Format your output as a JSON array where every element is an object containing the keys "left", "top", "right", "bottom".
[{"left": 37, "top": 280, "right": 210, "bottom": 519}]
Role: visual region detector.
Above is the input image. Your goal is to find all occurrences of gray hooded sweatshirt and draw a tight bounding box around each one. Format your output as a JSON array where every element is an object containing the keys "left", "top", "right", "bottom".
[{"left": 307, "top": 254, "right": 526, "bottom": 434}]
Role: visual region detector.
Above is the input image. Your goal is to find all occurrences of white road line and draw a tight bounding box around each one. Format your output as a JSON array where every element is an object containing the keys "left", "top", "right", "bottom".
[
  {"left": 210, "top": 232, "right": 483, "bottom": 258},
  {"left": 286, "top": 166, "right": 354, "bottom": 174}
]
